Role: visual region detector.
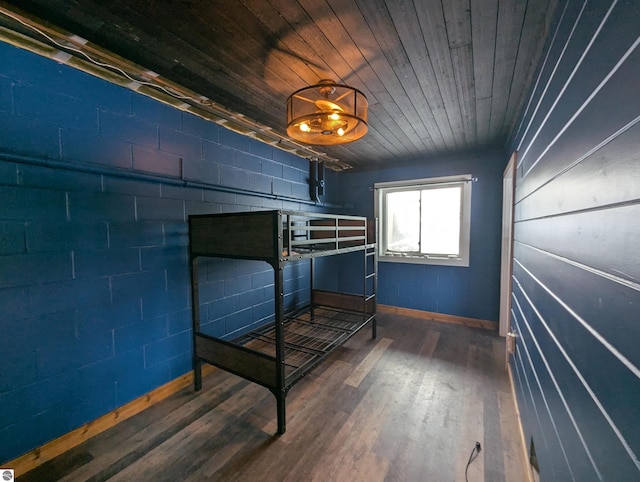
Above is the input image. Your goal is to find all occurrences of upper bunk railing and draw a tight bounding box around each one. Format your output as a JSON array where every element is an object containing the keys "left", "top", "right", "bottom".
[
  {"left": 188, "top": 210, "right": 373, "bottom": 262},
  {"left": 283, "top": 211, "right": 370, "bottom": 258}
]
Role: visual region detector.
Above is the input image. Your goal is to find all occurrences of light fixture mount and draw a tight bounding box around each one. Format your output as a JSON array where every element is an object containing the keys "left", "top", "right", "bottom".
[{"left": 286, "top": 79, "right": 368, "bottom": 145}]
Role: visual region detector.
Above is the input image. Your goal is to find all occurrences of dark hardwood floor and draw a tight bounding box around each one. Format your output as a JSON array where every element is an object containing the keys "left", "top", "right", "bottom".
[{"left": 19, "top": 312, "right": 528, "bottom": 481}]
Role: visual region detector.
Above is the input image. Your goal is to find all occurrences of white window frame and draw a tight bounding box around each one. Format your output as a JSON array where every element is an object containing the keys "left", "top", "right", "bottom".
[{"left": 374, "top": 174, "right": 472, "bottom": 267}]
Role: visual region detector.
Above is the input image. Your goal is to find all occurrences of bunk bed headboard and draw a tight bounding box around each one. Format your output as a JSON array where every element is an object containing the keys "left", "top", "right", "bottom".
[{"left": 188, "top": 210, "right": 280, "bottom": 261}]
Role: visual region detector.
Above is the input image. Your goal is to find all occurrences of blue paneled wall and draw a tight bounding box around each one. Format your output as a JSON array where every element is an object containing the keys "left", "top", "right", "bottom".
[
  {"left": 0, "top": 41, "right": 325, "bottom": 462},
  {"left": 509, "top": 0, "right": 640, "bottom": 479},
  {"left": 332, "top": 151, "right": 505, "bottom": 322}
]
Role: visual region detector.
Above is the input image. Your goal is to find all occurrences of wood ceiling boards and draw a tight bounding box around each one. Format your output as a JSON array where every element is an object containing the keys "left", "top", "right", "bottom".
[{"left": 0, "top": 0, "right": 557, "bottom": 169}]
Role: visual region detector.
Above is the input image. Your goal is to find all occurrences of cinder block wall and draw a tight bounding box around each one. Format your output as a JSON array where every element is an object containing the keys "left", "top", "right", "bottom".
[{"left": 0, "top": 40, "right": 328, "bottom": 462}]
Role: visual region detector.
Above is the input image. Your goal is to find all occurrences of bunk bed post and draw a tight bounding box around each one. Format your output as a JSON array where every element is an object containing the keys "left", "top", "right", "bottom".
[
  {"left": 365, "top": 218, "right": 378, "bottom": 339},
  {"left": 274, "top": 261, "right": 287, "bottom": 435},
  {"left": 274, "top": 211, "right": 287, "bottom": 434},
  {"left": 309, "top": 256, "right": 315, "bottom": 318},
  {"left": 373, "top": 218, "right": 378, "bottom": 338},
  {"left": 372, "top": 243, "right": 378, "bottom": 339},
  {"left": 363, "top": 230, "right": 367, "bottom": 327},
  {"left": 189, "top": 253, "right": 203, "bottom": 391}
]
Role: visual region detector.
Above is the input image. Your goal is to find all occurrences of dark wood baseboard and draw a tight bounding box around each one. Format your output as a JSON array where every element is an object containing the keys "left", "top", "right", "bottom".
[{"left": 377, "top": 304, "right": 498, "bottom": 331}]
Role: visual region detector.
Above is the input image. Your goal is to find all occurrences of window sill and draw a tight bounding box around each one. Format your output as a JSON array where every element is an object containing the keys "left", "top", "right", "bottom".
[{"left": 379, "top": 254, "right": 469, "bottom": 267}]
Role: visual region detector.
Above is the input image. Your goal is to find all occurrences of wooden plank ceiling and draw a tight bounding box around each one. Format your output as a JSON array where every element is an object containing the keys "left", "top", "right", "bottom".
[{"left": 0, "top": 0, "right": 557, "bottom": 169}]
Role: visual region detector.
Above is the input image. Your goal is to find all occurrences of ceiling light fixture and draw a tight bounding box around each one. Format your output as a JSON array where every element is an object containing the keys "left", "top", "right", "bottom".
[{"left": 286, "top": 79, "right": 368, "bottom": 145}]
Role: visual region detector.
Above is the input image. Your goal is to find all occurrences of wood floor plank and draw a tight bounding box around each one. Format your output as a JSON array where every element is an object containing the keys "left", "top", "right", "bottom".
[
  {"left": 344, "top": 337, "right": 393, "bottom": 387},
  {"left": 417, "top": 326, "right": 473, "bottom": 480},
  {"left": 107, "top": 409, "right": 228, "bottom": 482},
  {"left": 260, "top": 359, "right": 355, "bottom": 437},
  {"left": 106, "top": 381, "right": 266, "bottom": 482},
  {"left": 278, "top": 411, "right": 352, "bottom": 481},
  {"left": 480, "top": 335, "right": 509, "bottom": 482},
  {"left": 55, "top": 374, "right": 247, "bottom": 482},
  {"left": 307, "top": 382, "right": 389, "bottom": 481},
  {"left": 370, "top": 328, "right": 441, "bottom": 461},
  {"left": 17, "top": 312, "right": 528, "bottom": 482},
  {"left": 454, "top": 345, "right": 486, "bottom": 482},
  {"left": 499, "top": 388, "right": 530, "bottom": 482},
  {"left": 331, "top": 450, "right": 391, "bottom": 482},
  {"left": 183, "top": 423, "right": 252, "bottom": 480}
]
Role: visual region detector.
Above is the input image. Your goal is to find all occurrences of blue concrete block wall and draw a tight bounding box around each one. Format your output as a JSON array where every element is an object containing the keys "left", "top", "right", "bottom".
[
  {"left": 0, "top": 40, "right": 329, "bottom": 463},
  {"left": 332, "top": 151, "right": 505, "bottom": 322}
]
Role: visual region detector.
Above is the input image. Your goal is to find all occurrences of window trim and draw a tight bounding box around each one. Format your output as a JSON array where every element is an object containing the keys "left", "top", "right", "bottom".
[{"left": 374, "top": 174, "right": 472, "bottom": 267}]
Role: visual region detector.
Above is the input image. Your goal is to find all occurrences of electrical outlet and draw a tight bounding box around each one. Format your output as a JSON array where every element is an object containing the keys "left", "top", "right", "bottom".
[{"left": 507, "top": 331, "right": 517, "bottom": 354}]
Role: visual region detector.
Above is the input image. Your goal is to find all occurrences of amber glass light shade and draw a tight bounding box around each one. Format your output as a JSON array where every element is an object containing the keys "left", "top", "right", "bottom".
[{"left": 286, "top": 79, "right": 368, "bottom": 145}]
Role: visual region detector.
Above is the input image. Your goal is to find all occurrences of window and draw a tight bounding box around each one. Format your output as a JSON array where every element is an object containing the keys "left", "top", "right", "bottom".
[{"left": 375, "top": 174, "right": 472, "bottom": 266}]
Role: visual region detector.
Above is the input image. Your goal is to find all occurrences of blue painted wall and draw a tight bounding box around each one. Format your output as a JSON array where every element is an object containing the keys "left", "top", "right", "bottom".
[
  {"left": 332, "top": 150, "right": 505, "bottom": 322},
  {"left": 0, "top": 41, "right": 338, "bottom": 462},
  {"left": 509, "top": 0, "right": 640, "bottom": 479}
]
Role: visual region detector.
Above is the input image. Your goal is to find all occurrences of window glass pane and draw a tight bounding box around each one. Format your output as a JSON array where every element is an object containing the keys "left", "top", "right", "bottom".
[
  {"left": 420, "top": 186, "right": 461, "bottom": 255},
  {"left": 386, "top": 190, "right": 420, "bottom": 252},
  {"left": 375, "top": 175, "right": 471, "bottom": 266}
]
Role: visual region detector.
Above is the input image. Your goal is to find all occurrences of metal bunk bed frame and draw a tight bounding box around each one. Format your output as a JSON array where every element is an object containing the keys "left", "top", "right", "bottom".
[{"left": 188, "top": 210, "right": 377, "bottom": 434}]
